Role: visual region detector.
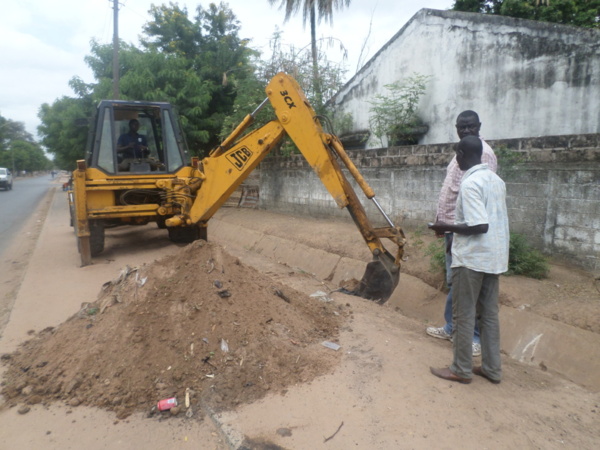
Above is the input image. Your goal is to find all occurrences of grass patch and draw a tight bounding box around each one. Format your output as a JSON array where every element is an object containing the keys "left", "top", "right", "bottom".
[{"left": 425, "top": 238, "right": 446, "bottom": 276}]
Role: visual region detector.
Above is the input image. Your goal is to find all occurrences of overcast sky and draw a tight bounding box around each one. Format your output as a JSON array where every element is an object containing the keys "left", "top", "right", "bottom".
[{"left": 0, "top": 0, "right": 454, "bottom": 138}]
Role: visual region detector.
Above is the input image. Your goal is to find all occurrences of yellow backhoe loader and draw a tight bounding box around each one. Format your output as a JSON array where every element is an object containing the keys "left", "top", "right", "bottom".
[{"left": 70, "top": 73, "right": 406, "bottom": 302}]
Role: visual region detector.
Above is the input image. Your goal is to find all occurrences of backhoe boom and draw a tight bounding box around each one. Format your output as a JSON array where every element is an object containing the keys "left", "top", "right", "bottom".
[
  {"left": 168, "top": 73, "right": 405, "bottom": 302},
  {"left": 71, "top": 72, "right": 404, "bottom": 302}
]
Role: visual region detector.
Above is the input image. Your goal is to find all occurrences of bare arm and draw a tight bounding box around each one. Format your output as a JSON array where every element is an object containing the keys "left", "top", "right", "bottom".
[{"left": 428, "top": 221, "right": 488, "bottom": 235}]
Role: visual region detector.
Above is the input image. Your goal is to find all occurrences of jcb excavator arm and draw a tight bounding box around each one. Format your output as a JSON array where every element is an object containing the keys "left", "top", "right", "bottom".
[{"left": 167, "top": 73, "right": 406, "bottom": 303}]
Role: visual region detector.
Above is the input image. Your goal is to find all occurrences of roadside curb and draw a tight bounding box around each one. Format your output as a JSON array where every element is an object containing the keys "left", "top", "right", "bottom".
[{"left": 202, "top": 403, "right": 245, "bottom": 449}]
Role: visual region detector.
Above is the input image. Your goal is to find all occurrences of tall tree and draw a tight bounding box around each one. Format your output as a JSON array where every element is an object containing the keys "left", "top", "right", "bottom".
[
  {"left": 0, "top": 115, "right": 49, "bottom": 172},
  {"left": 141, "top": 2, "right": 255, "bottom": 150},
  {"left": 220, "top": 30, "right": 347, "bottom": 142},
  {"left": 38, "top": 96, "right": 93, "bottom": 170},
  {"left": 141, "top": 2, "right": 203, "bottom": 57},
  {"left": 267, "top": 0, "right": 351, "bottom": 108},
  {"left": 38, "top": 2, "right": 255, "bottom": 165}
]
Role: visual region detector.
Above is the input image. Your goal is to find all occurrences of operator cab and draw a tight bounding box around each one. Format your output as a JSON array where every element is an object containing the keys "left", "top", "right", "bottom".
[{"left": 87, "top": 100, "right": 189, "bottom": 174}]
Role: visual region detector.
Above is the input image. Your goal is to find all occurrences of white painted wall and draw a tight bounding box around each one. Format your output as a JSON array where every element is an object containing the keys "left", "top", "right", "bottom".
[{"left": 331, "top": 9, "right": 600, "bottom": 147}]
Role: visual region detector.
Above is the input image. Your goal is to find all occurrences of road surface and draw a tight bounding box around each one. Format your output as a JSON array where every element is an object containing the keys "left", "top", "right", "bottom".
[{"left": 0, "top": 175, "right": 53, "bottom": 257}]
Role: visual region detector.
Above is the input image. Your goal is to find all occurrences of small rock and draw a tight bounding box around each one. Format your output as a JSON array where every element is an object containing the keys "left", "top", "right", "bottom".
[
  {"left": 68, "top": 398, "right": 81, "bottom": 407},
  {"left": 65, "top": 377, "right": 82, "bottom": 394},
  {"left": 27, "top": 395, "right": 43, "bottom": 405},
  {"left": 17, "top": 405, "right": 31, "bottom": 415},
  {"left": 170, "top": 406, "right": 181, "bottom": 416},
  {"left": 21, "top": 386, "right": 33, "bottom": 396},
  {"left": 116, "top": 408, "right": 131, "bottom": 420},
  {"left": 276, "top": 427, "right": 292, "bottom": 437}
]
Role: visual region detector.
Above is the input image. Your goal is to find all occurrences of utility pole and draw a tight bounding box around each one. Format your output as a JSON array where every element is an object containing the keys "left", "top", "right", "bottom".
[{"left": 112, "top": 0, "right": 120, "bottom": 99}]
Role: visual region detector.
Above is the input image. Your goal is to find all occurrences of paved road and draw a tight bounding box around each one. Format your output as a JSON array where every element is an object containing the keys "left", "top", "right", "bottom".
[{"left": 0, "top": 175, "right": 54, "bottom": 257}]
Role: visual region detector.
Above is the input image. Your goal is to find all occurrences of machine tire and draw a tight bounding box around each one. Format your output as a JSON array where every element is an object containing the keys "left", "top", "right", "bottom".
[
  {"left": 168, "top": 225, "right": 202, "bottom": 244},
  {"left": 89, "top": 221, "right": 105, "bottom": 256},
  {"left": 156, "top": 215, "right": 168, "bottom": 229}
]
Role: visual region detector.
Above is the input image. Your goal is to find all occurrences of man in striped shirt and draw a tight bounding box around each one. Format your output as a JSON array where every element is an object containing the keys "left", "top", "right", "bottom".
[
  {"left": 426, "top": 110, "right": 497, "bottom": 357},
  {"left": 429, "top": 135, "right": 509, "bottom": 384}
]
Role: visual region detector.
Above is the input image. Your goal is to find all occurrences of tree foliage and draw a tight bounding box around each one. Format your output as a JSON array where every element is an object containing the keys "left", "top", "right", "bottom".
[
  {"left": 38, "top": 97, "right": 94, "bottom": 170},
  {"left": 0, "top": 114, "right": 50, "bottom": 172},
  {"left": 38, "top": 2, "right": 255, "bottom": 169},
  {"left": 268, "top": 0, "right": 352, "bottom": 24},
  {"left": 38, "top": 1, "right": 351, "bottom": 169},
  {"left": 267, "top": 1, "right": 352, "bottom": 108},
  {"left": 368, "top": 73, "right": 431, "bottom": 146},
  {"left": 219, "top": 30, "right": 347, "bottom": 154},
  {"left": 452, "top": 0, "right": 600, "bottom": 28}
]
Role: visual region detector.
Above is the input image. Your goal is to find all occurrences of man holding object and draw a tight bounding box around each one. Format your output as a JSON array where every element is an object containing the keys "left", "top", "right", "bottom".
[
  {"left": 429, "top": 135, "right": 509, "bottom": 384},
  {"left": 427, "top": 110, "right": 497, "bottom": 357}
]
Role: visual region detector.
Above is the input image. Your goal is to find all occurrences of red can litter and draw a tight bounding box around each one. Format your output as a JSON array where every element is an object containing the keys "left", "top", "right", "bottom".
[{"left": 157, "top": 397, "right": 177, "bottom": 411}]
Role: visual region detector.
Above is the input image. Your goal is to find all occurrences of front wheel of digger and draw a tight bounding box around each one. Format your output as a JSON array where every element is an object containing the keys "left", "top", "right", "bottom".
[
  {"left": 168, "top": 225, "right": 207, "bottom": 244},
  {"left": 89, "top": 220, "right": 105, "bottom": 256},
  {"left": 156, "top": 215, "right": 169, "bottom": 229}
]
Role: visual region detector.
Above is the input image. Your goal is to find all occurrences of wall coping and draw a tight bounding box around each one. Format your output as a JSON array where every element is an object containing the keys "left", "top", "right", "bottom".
[{"left": 259, "top": 134, "right": 600, "bottom": 169}]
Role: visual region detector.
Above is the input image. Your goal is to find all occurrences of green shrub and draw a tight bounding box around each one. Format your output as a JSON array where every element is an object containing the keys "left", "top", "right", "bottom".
[
  {"left": 425, "top": 238, "right": 446, "bottom": 277},
  {"left": 368, "top": 73, "right": 431, "bottom": 146},
  {"left": 494, "top": 145, "right": 528, "bottom": 180},
  {"left": 426, "top": 232, "right": 549, "bottom": 280},
  {"left": 507, "top": 232, "right": 549, "bottom": 279}
]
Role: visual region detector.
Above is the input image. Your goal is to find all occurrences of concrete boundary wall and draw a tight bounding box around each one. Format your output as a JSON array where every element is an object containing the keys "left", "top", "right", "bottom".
[
  {"left": 259, "top": 134, "right": 600, "bottom": 270},
  {"left": 330, "top": 8, "right": 600, "bottom": 146}
]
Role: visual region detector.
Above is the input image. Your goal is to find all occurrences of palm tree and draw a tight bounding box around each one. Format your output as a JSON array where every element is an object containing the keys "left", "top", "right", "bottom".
[{"left": 267, "top": 0, "right": 351, "bottom": 108}]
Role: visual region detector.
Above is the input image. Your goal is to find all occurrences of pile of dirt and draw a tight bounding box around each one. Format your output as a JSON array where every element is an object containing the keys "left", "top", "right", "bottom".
[{"left": 0, "top": 241, "right": 346, "bottom": 420}]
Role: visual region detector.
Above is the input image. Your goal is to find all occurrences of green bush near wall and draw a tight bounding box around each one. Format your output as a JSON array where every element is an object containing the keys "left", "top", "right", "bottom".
[{"left": 426, "top": 232, "right": 549, "bottom": 285}]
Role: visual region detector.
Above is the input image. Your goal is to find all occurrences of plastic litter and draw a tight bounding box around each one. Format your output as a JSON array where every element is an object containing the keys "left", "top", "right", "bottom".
[
  {"left": 220, "top": 339, "right": 229, "bottom": 353},
  {"left": 310, "top": 290, "right": 333, "bottom": 302},
  {"left": 321, "top": 341, "right": 341, "bottom": 351}
]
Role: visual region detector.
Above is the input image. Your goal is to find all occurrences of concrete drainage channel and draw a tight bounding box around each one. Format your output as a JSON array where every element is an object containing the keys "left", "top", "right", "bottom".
[{"left": 210, "top": 215, "right": 600, "bottom": 393}]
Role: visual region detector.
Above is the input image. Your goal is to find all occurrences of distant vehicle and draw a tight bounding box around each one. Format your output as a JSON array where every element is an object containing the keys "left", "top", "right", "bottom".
[{"left": 0, "top": 167, "right": 13, "bottom": 190}]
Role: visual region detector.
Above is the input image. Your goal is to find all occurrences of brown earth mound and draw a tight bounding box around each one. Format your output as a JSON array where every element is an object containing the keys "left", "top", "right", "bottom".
[{"left": 1, "top": 241, "right": 346, "bottom": 420}]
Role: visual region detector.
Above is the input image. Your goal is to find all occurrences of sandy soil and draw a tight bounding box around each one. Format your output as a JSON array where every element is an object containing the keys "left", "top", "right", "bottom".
[
  {"left": 0, "top": 183, "right": 599, "bottom": 449},
  {"left": 1, "top": 241, "right": 344, "bottom": 420},
  {"left": 400, "top": 229, "right": 600, "bottom": 335}
]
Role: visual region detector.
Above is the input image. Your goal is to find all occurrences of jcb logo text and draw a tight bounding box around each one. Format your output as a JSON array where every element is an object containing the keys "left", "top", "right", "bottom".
[{"left": 227, "top": 147, "right": 253, "bottom": 171}]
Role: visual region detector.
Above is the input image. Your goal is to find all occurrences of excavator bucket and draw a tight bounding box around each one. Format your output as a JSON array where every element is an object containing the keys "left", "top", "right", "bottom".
[{"left": 350, "top": 251, "right": 400, "bottom": 304}]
